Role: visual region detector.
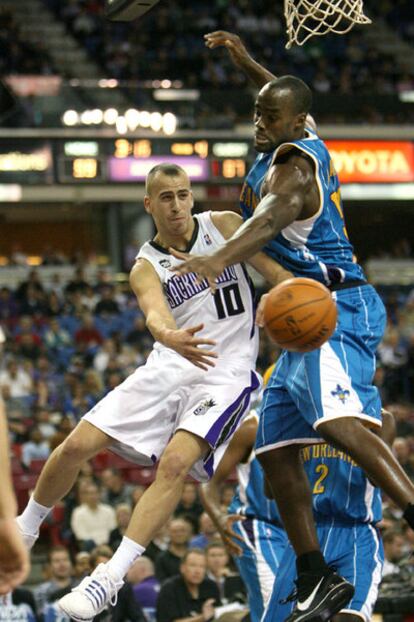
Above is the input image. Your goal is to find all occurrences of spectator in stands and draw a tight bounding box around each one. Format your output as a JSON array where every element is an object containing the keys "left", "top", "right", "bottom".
[
  {"left": 101, "top": 467, "right": 134, "bottom": 506},
  {"left": 0, "top": 589, "right": 37, "bottom": 622},
  {"left": 73, "top": 552, "right": 91, "bottom": 580},
  {"left": 70, "top": 482, "right": 116, "bottom": 550},
  {"left": 65, "top": 268, "right": 90, "bottom": 297},
  {"left": 155, "top": 518, "right": 193, "bottom": 583},
  {"left": 175, "top": 482, "right": 204, "bottom": 532},
  {"left": 74, "top": 313, "right": 103, "bottom": 350},
  {"left": 127, "top": 556, "right": 160, "bottom": 615},
  {"left": 205, "top": 542, "right": 246, "bottom": 605},
  {"left": 190, "top": 512, "right": 219, "bottom": 549},
  {"left": 220, "top": 484, "right": 236, "bottom": 510},
  {"left": 0, "top": 358, "right": 33, "bottom": 402},
  {"left": 145, "top": 525, "right": 169, "bottom": 565},
  {"left": 94, "top": 286, "right": 120, "bottom": 316},
  {"left": 34, "top": 406, "right": 56, "bottom": 441},
  {"left": 0, "top": 286, "right": 18, "bottom": 321},
  {"left": 21, "top": 425, "right": 50, "bottom": 468},
  {"left": 48, "top": 415, "right": 75, "bottom": 451},
  {"left": 93, "top": 338, "right": 118, "bottom": 373},
  {"left": 32, "top": 545, "right": 74, "bottom": 614},
  {"left": 43, "top": 318, "right": 71, "bottom": 351},
  {"left": 109, "top": 503, "right": 133, "bottom": 551},
  {"left": 15, "top": 270, "right": 44, "bottom": 304},
  {"left": 156, "top": 549, "right": 220, "bottom": 622},
  {"left": 382, "top": 529, "right": 405, "bottom": 576}
]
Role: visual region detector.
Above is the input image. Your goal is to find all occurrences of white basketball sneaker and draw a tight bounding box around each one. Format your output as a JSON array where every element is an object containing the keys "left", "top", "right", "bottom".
[
  {"left": 58, "top": 563, "right": 124, "bottom": 621},
  {"left": 16, "top": 516, "right": 39, "bottom": 550}
]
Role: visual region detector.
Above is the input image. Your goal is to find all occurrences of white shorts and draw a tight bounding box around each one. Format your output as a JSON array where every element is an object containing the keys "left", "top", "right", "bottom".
[{"left": 83, "top": 345, "right": 260, "bottom": 482}]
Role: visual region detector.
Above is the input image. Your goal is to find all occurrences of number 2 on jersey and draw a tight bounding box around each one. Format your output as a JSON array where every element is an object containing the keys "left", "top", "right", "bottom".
[
  {"left": 313, "top": 464, "right": 329, "bottom": 494},
  {"left": 213, "top": 284, "right": 245, "bottom": 320}
]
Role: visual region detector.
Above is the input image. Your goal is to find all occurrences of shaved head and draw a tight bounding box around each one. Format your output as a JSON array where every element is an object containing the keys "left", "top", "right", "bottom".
[
  {"left": 145, "top": 163, "right": 189, "bottom": 196},
  {"left": 265, "top": 75, "right": 312, "bottom": 116}
]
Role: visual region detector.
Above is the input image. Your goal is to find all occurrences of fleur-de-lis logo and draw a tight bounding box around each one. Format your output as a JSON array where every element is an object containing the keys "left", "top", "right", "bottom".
[{"left": 331, "top": 384, "right": 350, "bottom": 404}]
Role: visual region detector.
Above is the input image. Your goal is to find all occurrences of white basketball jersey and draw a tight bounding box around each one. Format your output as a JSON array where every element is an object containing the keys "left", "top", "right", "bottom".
[{"left": 137, "top": 211, "right": 258, "bottom": 366}]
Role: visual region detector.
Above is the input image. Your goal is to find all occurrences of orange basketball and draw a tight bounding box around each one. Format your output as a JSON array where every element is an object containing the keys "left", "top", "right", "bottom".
[{"left": 263, "top": 278, "right": 337, "bottom": 352}]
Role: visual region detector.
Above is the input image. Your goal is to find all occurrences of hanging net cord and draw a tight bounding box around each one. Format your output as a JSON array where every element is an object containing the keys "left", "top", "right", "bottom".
[{"left": 284, "top": 0, "right": 372, "bottom": 48}]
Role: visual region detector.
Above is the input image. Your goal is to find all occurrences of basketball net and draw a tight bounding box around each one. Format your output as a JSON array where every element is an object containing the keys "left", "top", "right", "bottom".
[{"left": 284, "top": 0, "right": 371, "bottom": 48}]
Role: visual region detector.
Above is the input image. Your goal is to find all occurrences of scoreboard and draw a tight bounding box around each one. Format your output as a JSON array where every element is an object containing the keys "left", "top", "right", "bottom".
[
  {"left": 0, "top": 137, "right": 251, "bottom": 185},
  {"left": 1, "top": 137, "right": 414, "bottom": 186}
]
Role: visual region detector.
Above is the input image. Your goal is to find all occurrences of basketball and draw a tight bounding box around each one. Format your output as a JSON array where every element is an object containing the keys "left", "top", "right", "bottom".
[{"left": 263, "top": 278, "right": 337, "bottom": 352}]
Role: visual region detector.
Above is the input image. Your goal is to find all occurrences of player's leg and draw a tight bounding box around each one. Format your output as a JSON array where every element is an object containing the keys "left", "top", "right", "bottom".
[
  {"left": 17, "top": 420, "right": 111, "bottom": 547},
  {"left": 231, "top": 520, "right": 287, "bottom": 622},
  {"left": 58, "top": 429, "right": 208, "bottom": 621},
  {"left": 256, "top": 358, "right": 354, "bottom": 622},
  {"left": 318, "top": 417, "right": 414, "bottom": 513}
]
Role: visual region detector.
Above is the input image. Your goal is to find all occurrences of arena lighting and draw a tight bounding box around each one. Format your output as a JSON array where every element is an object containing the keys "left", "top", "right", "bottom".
[
  {"left": 115, "top": 115, "right": 128, "bottom": 134},
  {"left": 80, "top": 110, "right": 94, "bottom": 125},
  {"left": 125, "top": 108, "right": 140, "bottom": 131},
  {"left": 62, "top": 110, "right": 79, "bottom": 126},
  {"left": 139, "top": 111, "right": 151, "bottom": 128},
  {"left": 98, "top": 78, "right": 119, "bottom": 88},
  {"left": 103, "top": 108, "right": 119, "bottom": 125},
  {"left": 90, "top": 109, "right": 104, "bottom": 124},
  {"left": 149, "top": 112, "right": 163, "bottom": 132},
  {"left": 162, "top": 112, "right": 177, "bottom": 136},
  {"left": 154, "top": 89, "right": 199, "bottom": 101}
]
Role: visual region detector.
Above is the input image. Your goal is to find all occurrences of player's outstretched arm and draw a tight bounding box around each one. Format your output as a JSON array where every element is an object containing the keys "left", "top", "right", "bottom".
[
  {"left": 0, "top": 401, "right": 30, "bottom": 594},
  {"left": 130, "top": 259, "right": 217, "bottom": 371},
  {"left": 205, "top": 31, "right": 276, "bottom": 88},
  {"left": 200, "top": 415, "right": 257, "bottom": 556},
  {"left": 173, "top": 156, "right": 312, "bottom": 283}
]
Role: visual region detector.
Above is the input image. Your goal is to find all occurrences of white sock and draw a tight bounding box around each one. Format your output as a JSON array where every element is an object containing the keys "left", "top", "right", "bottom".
[
  {"left": 106, "top": 536, "right": 145, "bottom": 581},
  {"left": 18, "top": 496, "right": 52, "bottom": 534}
]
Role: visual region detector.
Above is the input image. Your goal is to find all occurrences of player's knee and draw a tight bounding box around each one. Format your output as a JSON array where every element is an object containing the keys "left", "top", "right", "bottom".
[
  {"left": 59, "top": 432, "right": 95, "bottom": 464},
  {"left": 157, "top": 448, "right": 191, "bottom": 483}
]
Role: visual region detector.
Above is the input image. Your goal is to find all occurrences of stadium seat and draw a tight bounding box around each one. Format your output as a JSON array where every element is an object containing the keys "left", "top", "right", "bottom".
[{"left": 29, "top": 459, "right": 48, "bottom": 473}]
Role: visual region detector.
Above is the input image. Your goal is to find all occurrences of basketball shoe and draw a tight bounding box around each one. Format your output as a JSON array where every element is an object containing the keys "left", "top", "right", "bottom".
[
  {"left": 58, "top": 563, "right": 124, "bottom": 621},
  {"left": 284, "top": 569, "right": 354, "bottom": 622}
]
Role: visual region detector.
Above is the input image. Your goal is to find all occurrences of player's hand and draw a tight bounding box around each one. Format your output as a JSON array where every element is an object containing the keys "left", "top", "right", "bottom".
[
  {"left": 217, "top": 513, "right": 245, "bottom": 557},
  {"left": 169, "top": 248, "right": 224, "bottom": 293},
  {"left": 0, "top": 518, "right": 30, "bottom": 595},
  {"left": 163, "top": 324, "right": 218, "bottom": 371},
  {"left": 202, "top": 598, "right": 216, "bottom": 621},
  {"left": 255, "top": 294, "right": 269, "bottom": 328},
  {"left": 204, "top": 31, "right": 249, "bottom": 67}
]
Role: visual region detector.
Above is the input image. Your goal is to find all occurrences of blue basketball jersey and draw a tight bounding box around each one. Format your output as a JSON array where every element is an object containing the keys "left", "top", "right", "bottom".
[
  {"left": 301, "top": 443, "right": 382, "bottom": 524},
  {"left": 229, "top": 453, "right": 283, "bottom": 526},
  {"left": 239, "top": 130, "right": 365, "bottom": 287}
]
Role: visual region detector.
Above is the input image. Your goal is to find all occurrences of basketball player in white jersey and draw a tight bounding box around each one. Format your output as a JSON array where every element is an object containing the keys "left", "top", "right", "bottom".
[{"left": 16, "top": 163, "right": 289, "bottom": 621}]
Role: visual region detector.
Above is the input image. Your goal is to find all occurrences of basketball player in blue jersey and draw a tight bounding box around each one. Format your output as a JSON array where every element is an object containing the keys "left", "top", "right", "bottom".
[
  {"left": 173, "top": 34, "right": 414, "bottom": 622},
  {"left": 16, "top": 163, "right": 290, "bottom": 622},
  {"left": 200, "top": 412, "right": 288, "bottom": 622}
]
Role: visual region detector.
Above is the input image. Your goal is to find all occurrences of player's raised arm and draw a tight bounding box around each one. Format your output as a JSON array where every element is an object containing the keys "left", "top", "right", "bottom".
[
  {"left": 205, "top": 31, "right": 276, "bottom": 88},
  {"left": 205, "top": 31, "right": 317, "bottom": 132},
  {"left": 129, "top": 258, "right": 217, "bottom": 371}
]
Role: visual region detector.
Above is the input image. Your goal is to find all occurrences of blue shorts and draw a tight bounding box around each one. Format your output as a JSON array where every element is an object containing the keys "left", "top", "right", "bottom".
[
  {"left": 232, "top": 518, "right": 288, "bottom": 622},
  {"left": 262, "top": 521, "right": 384, "bottom": 622},
  {"left": 256, "top": 285, "right": 386, "bottom": 452}
]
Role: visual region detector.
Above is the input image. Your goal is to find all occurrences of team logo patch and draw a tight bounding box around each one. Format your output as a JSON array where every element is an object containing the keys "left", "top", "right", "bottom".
[
  {"left": 159, "top": 259, "right": 172, "bottom": 268},
  {"left": 204, "top": 233, "right": 212, "bottom": 245},
  {"left": 331, "top": 384, "right": 350, "bottom": 403},
  {"left": 194, "top": 398, "right": 216, "bottom": 416}
]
